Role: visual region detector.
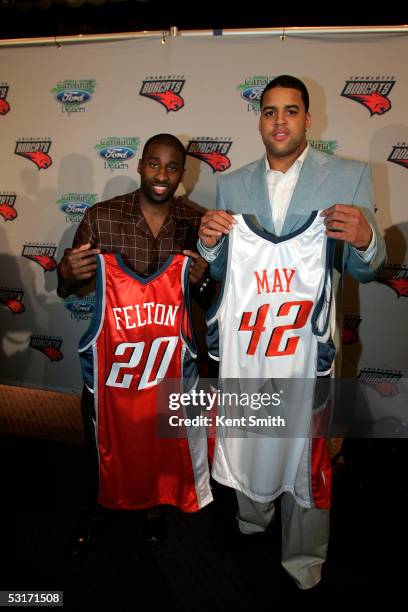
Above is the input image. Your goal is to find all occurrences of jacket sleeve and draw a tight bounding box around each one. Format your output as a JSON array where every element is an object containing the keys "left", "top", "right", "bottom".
[
  {"left": 196, "top": 177, "right": 229, "bottom": 281},
  {"left": 208, "top": 177, "right": 229, "bottom": 280},
  {"left": 343, "top": 163, "right": 386, "bottom": 283}
]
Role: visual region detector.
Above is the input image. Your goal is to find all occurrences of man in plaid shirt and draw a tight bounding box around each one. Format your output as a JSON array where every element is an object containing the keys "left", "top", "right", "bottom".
[{"left": 57, "top": 133, "right": 213, "bottom": 554}]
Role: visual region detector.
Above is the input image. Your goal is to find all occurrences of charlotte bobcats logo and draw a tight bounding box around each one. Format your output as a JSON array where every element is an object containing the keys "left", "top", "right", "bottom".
[
  {"left": 15, "top": 140, "right": 53, "bottom": 170},
  {"left": 358, "top": 368, "right": 401, "bottom": 398},
  {"left": 139, "top": 78, "right": 185, "bottom": 113},
  {"left": 187, "top": 139, "right": 232, "bottom": 173},
  {"left": 0, "top": 99, "right": 10, "bottom": 115},
  {"left": 388, "top": 145, "right": 408, "bottom": 170},
  {"left": 22, "top": 244, "right": 57, "bottom": 272},
  {"left": 377, "top": 265, "right": 408, "bottom": 297},
  {"left": 0, "top": 86, "right": 10, "bottom": 115},
  {"left": 0, "top": 289, "right": 25, "bottom": 314},
  {"left": 341, "top": 79, "right": 394, "bottom": 116},
  {"left": 29, "top": 335, "right": 63, "bottom": 362},
  {"left": 0, "top": 195, "right": 18, "bottom": 222},
  {"left": 342, "top": 315, "right": 361, "bottom": 345},
  {"left": 0, "top": 298, "right": 25, "bottom": 314},
  {"left": 0, "top": 203, "right": 17, "bottom": 221}
]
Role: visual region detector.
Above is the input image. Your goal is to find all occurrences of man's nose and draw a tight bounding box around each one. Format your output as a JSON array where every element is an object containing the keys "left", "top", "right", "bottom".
[
  {"left": 274, "top": 111, "right": 287, "bottom": 125},
  {"left": 155, "top": 166, "right": 168, "bottom": 182}
]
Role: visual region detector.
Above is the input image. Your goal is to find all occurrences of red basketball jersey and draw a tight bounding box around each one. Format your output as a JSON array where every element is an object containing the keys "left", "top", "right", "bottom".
[{"left": 79, "top": 253, "right": 212, "bottom": 512}]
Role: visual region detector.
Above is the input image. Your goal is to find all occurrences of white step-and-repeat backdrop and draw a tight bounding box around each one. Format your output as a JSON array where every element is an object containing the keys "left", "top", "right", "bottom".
[{"left": 0, "top": 32, "right": 406, "bottom": 393}]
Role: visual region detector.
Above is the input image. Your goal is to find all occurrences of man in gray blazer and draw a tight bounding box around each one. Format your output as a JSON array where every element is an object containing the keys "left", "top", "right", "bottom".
[{"left": 198, "top": 75, "right": 386, "bottom": 590}]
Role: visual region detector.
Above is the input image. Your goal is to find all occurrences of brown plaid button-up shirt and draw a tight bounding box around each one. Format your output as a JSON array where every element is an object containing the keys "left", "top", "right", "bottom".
[{"left": 57, "top": 190, "right": 204, "bottom": 298}]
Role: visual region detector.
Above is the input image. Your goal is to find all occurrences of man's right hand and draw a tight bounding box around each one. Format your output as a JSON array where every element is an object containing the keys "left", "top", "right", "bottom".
[
  {"left": 59, "top": 243, "right": 101, "bottom": 281},
  {"left": 198, "top": 210, "right": 236, "bottom": 248}
]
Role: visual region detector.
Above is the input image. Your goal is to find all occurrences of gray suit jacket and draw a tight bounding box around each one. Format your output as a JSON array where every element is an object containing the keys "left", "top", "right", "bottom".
[{"left": 211, "top": 146, "right": 386, "bottom": 283}]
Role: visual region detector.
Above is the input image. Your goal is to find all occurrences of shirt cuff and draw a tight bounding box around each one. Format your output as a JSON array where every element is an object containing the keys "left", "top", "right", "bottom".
[
  {"left": 197, "top": 237, "right": 225, "bottom": 262},
  {"left": 352, "top": 225, "right": 376, "bottom": 262}
]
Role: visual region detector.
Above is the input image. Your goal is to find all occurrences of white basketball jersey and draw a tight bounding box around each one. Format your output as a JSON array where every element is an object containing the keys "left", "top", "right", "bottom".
[{"left": 207, "top": 212, "right": 334, "bottom": 508}]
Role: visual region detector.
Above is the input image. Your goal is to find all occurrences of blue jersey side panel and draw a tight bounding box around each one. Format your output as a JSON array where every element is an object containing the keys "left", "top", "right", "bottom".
[{"left": 78, "top": 255, "right": 105, "bottom": 391}]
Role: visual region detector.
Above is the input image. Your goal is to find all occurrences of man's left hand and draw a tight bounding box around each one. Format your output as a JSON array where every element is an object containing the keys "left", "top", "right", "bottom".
[
  {"left": 321, "top": 204, "right": 372, "bottom": 250},
  {"left": 183, "top": 250, "right": 209, "bottom": 284}
]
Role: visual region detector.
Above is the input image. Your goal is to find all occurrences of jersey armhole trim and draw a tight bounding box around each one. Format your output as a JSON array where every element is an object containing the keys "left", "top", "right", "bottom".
[
  {"left": 181, "top": 256, "right": 198, "bottom": 358},
  {"left": 78, "top": 254, "right": 106, "bottom": 352},
  {"left": 206, "top": 233, "right": 230, "bottom": 325},
  {"left": 311, "top": 238, "right": 336, "bottom": 338}
]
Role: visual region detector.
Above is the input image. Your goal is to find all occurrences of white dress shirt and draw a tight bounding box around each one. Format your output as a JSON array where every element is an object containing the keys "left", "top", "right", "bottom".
[{"left": 265, "top": 144, "right": 308, "bottom": 235}]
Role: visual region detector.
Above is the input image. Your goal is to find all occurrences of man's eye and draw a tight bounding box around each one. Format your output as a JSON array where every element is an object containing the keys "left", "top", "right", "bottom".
[{"left": 168, "top": 167, "right": 177, "bottom": 173}]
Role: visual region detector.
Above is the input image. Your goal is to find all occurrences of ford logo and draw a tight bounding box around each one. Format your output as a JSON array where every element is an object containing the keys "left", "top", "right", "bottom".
[
  {"left": 241, "top": 86, "right": 264, "bottom": 102},
  {"left": 65, "top": 301, "right": 94, "bottom": 314},
  {"left": 98, "top": 147, "right": 135, "bottom": 161},
  {"left": 61, "top": 202, "right": 90, "bottom": 215},
  {"left": 55, "top": 89, "right": 92, "bottom": 104}
]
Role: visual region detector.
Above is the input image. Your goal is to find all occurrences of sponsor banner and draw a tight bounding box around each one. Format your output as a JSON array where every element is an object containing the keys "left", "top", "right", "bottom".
[{"left": 0, "top": 36, "right": 406, "bottom": 395}]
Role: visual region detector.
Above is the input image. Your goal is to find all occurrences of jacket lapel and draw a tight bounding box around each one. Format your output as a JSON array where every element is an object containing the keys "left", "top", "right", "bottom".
[
  {"left": 244, "top": 157, "right": 275, "bottom": 233},
  {"left": 282, "top": 147, "right": 330, "bottom": 235}
]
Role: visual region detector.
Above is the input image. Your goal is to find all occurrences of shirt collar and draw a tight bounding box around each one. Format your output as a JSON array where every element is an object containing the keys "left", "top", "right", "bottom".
[
  {"left": 265, "top": 143, "right": 310, "bottom": 175},
  {"left": 122, "top": 189, "right": 178, "bottom": 238},
  {"left": 122, "top": 189, "right": 176, "bottom": 221}
]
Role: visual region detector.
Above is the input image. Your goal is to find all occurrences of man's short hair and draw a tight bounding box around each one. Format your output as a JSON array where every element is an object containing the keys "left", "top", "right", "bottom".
[
  {"left": 260, "top": 75, "right": 310, "bottom": 112},
  {"left": 142, "top": 133, "right": 186, "bottom": 167}
]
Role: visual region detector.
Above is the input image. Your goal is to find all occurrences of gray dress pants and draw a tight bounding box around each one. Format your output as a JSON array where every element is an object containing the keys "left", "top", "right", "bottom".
[{"left": 236, "top": 491, "right": 330, "bottom": 589}]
